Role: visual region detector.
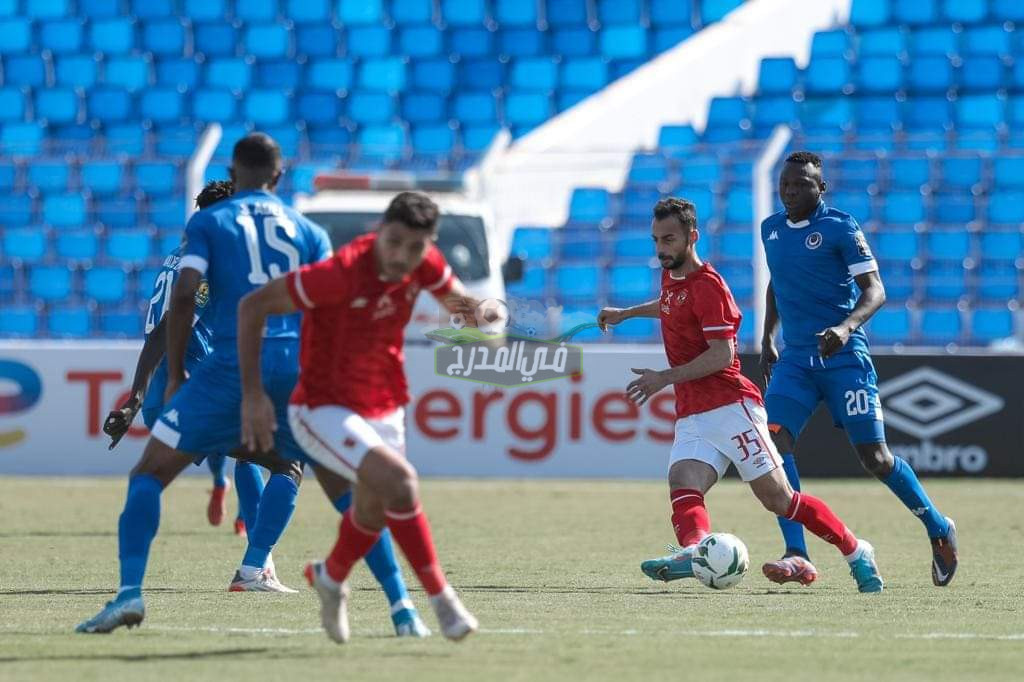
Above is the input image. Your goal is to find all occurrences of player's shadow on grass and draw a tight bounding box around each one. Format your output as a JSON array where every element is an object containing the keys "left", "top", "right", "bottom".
[
  {"left": 0, "top": 587, "right": 215, "bottom": 596},
  {"left": 0, "top": 648, "right": 271, "bottom": 664}
]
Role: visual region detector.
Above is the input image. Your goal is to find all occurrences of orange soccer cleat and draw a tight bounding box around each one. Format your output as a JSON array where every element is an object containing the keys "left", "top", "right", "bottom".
[
  {"left": 207, "top": 483, "right": 229, "bottom": 526},
  {"left": 762, "top": 555, "right": 819, "bottom": 586}
]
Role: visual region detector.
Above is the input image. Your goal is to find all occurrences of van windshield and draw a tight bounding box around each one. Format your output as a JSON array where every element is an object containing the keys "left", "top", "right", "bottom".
[{"left": 302, "top": 212, "right": 491, "bottom": 282}]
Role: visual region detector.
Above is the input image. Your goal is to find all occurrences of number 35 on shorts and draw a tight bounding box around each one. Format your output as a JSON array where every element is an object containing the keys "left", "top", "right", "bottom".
[{"left": 844, "top": 388, "right": 881, "bottom": 418}]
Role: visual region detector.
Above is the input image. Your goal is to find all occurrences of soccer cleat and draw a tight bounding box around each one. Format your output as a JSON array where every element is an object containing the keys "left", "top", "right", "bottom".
[
  {"left": 761, "top": 555, "right": 819, "bottom": 586},
  {"left": 429, "top": 585, "right": 478, "bottom": 642},
  {"left": 641, "top": 544, "right": 695, "bottom": 582},
  {"left": 75, "top": 595, "right": 145, "bottom": 634},
  {"left": 931, "top": 517, "right": 958, "bottom": 587},
  {"left": 847, "top": 540, "right": 884, "bottom": 593},
  {"left": 304, "top": 561, "right": 350, "bottom": 643},
  {"left": 207, "top": 483, "right": 229, "bottom": 526},
  {"left": 393, "top": 607, "right": 432, "bottom": 638},
  {"left": 228, "top": 567, "right": 298, "bottom": 593},
  {"left": 234, "top": 516, "right": 247, "bottom": 537}
]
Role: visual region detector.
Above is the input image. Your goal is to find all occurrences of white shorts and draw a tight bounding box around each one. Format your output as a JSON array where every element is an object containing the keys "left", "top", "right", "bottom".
[
  {"left": 288, "top": 404, "right": 406, "bottom": 482},
  {"left": 668, "top": 400, "right": 782, "bottom": 482}
]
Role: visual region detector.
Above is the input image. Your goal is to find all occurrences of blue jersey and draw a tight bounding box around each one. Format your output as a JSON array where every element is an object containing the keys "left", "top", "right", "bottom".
[
  {"left": 180, "top": 189, "right": 332, "bottom": 345},
  {"left": 761, "top": 201, "right": 878, "bottom": 357},
  {"left": 144, "top": 245, "right": 214, "bottom": 363}
]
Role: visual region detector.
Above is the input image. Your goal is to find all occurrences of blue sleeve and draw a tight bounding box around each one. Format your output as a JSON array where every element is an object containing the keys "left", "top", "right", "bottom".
[
  {"left": 304, "top": 217, "right": 333, "bottom": 263},
  {"left": 181, "top": 211, "right": 214, "bottom": 274},
  {"left": 837, "top": 216, "right": 878, "bottom": 277}
]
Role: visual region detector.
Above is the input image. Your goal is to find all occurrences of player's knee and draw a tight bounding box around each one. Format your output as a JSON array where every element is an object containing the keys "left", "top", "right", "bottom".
[
  {"left": 857, "top": 445, "right": 893, "bottom": 478},
  {"left": 757, "top": 488, "right": 793, "bottom": 517}
]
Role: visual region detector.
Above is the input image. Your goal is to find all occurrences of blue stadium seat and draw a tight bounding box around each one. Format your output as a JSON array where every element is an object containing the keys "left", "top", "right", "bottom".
[
  {"left": 135, "top": 161, "right": 178, "bottom": 196},
  {"left": 970, "top": 307, "right": 1015, "bottom": 343},
  {"left": 156, "top": 230, "right": 182, "bottom": 256},
  {"left": 621, "top": 187, "right": 661, "bottom": 221},
  {"left": 962, "top": 25, "right": 1011, "bottom": 56},
  {"left": 558, "top": 225, "right": 605, "bottom": 261},
  {"left": 976, "top": 261, "right": 1020, "bottom": 299},
  {"left": 459, "top": 59, "right": 504, "bottom": 89},
  {"left": 987, "top": 191, "right": 1024, "bottom": 225},
  {"left": 399, "top": 25, "right": 443, "bottom": 57},
  {"left": 28, "top": 160, "right": 70, "bottom": 194},
  {"left": 85, "top": 266, "right": 127, "bottom": 303},
  {"left": 88, "top": 88, "right": 132, "bottom": 123},
  {"left": 651, "top": 0, "right": 692, "bottom": 24},
  {"left": 993, "top": 0, "right": 1024, "bottom": 21},
  {"left": 307, "top": 125, "right": 352, "bottom": 155},
  {"left": 828, "top": 191, "right": 871, "bottom": 224},
  {"left": 835, "top": 158, "right": 879, "bottom": 189},
  {"left": 24, "top": 0, "right": 67, "bottom": 19},
  {"left": 598, "top": 0, "right": 640, "bottom": 25},
  {"left": 131, "top": 0, "right": 174, "bottom": 19},
  {"left": 147, "top": 197, "right": 182, "bottom": 229},
  {"left": 568, "top": 188, "right": 610, "bottom": 223},
  {"left": 931, "top": 195, "right": 976, "bottom": 224},
  {"left": 653, "top": 26, "right": 694, "bottom": 53},
  {"left": 29, "top": 265, "right": 72, "bottom": 301},
  {"left": 346, "top": 26, "right": 391, "bottom": 58},
  {"left": 2, "top": 228, "right": 47, "bottom": 263},
  {"left": 140, "top": 89, "right": 184, "bottom": 123},
  {"left": 939, "top": 156, "right": 983, "bottom": 190},
  {"left": 54, "top": 55, "right": 96, "bottom": 88},
  {"left": 90, "top": 18, "right": 134, "bottom": 53},
  {"left": 96, "top": 197, "right": 138, "bottom": 229},
  {"left": 194, "top": 23, "right": 238, "bottom": 57},
  {"left": 0, "top": 161, "right": 16, "bottom": 192},
  {"left": 884, "top": 192, "right": 926, "bottom": 224},
  {"left": 411, "top": 124, "right": 454, "bottom": 156},
  {"left": 256, "top": 60, "right": 302, "bottom": 89},
  {"left": 904, "top": 96, "right": 952, "bottom": 131},
  {"left": 510, "top": 227, "right": 553, "bottom": 261},
  {"left": 993, "top": 157, "right": 1024, "bottom": 188},
  {"left": 359, "top": 57, "right": 407, "bottom": 92},
  {"left": 0, "top": 195, "right": 32, "bottom": 225},
  {"left": 944, "top": 0, "right": 988, "bottom": 23},
  {"left": 612, "top": 316, "right": 659, "bottom": 342},
  {"left": 307, "top": 58, "right": 353, "bottom": 92},
  {"left": 924, "top": 260, "right": 968, "bottom": 300},
  {"left": 244, "top": 90, "right": 290, "bottom": 125},
  {"left": 758, "top": 57, "right": 798, "bottom": 95},
  {"left": 609, "top": 264, "right": 658, "bottom": 305},
  {"left": 959, "top": 56, "right": 1004, "bottom": 92},
  {"left": 875, "top": 229, "right": 920, "bottom": 259},
  {"left": 153, "top": 125, "right": 197, "bottom": 158},
  {"left": 855, "top": 57, "right": 902, "bottom": 94},
  {"left": 43, "top": 194, "right": 86, "bottom": 229},
  {"left": 440, "top": 0, "right": 485, "bottom": 25},
  {"left": 715, "top": 261, "right": 753, "bottom": 299},
  {"left": 107, "top": 231, "right": 152, "bottom": 266},
  {"left": 506, "top": 264, "right": 547, "bottom": 299},
  {"left": 194, "top": 89, "right": 237, "bottom": 121},
  {"left": 55, "top": 229, "right": 98, "bottom": 261},
  {"left": 628, "top": 154, "right": 669, "bottom": 187},
  {"left": 512, "top": 58, "right": 558, "bottom": 91},
  {"left": 48, "top": 304, "right": 92, "bottom": 337},
  {"left": 35, "top": 89, "right": 79, "bottom": 124},
  {"left": 910, "top": 26, "right": 957, "bottom": 56},
  {"left": 679, "top": 155, "right": 722, "bottom": 185},
  {"left": 600, "top": 26, "right": 646, "bottom": 59},
  {"left": 462, "top": 124, "right": 499, "bottom": 151},
  {"left": 499, "top": 28, "right": 545, "bottom": 58},
  {"left": 979, "top": 228, "right": 1024, "bottom": 261},
  {"left": 0, "top": 17, "right": 30, "bottom": 52},
  {"left": 553, "top": 28, "right": 595, "bottom": 56},
  {"left": 449, "top": 28, "right": 493, "bottom": 57},
  {"left": 41, "top": 19, "right": 84, "bottom": 54},
  {"left": 99, "top": 306, "right": 143, "bottom": 337},
  {"left": 547, "top": 0, "right": 589, "bottom": 26},
  {"left": 810, "top": 29, "right": 850, "bottom": 59},
  {"left": 412, "top": 59, "right": 454, "bottom": 92},
  {"left": 858, "top": 27, "right": 904, "bottom": 56},
  {"left": 236, "top": 0, "right": 276, "bottom": 22},
  {"left": 2, "top": 55, "right": 45, "bottom": 88},
  {"left": 0, "top": 263, "right": 16, "bottom": 300},
  {"left": 287, "top": 0, "right": 332, "bottom": 23},
  {"left": 699, "top": 0, "right": 743, "bottom": 25},
  {"left": 348, "top": 92, "right": 395, "bottom": 124},
  {"left": 298, "top": 91, "right": 340, "bottom": 124},
  {"left": 752, "top": 96, "right": 798, "bottom": 132},
  {"left": 400, "top": 91, "right": 445, "bottom": 124},
  {"left": 80, "top": 160, "right": 122, "bottom": 196},
  {"left": 556, "top": 263, "right": 601, "bottom": 303},
  {"left": 908, "top": 56, "right": 953, "bottom": 93},
  {"left": 955, "top": 95, "right": 1004, "bottom": 130},
  {"left": 183, "top": 0, "right": 225, "bottom": 21},
  {"left": 867, "top": 307, "right": 910, "bottom": 345},
  {"left": 391, "top": 0, "right": 432, "bottom": 24},
  {"left": 142, "top": 18, "right": 186, "bottom": 56},
  {"left": 895, "top": 0, "right": 939, "bottom": 25},
  {"left": 245, "top": 23, "right": 290, "bottom": 59},
  {"left": 723, "top": 188, "right": 752, "bottom": 223},
  {"left": 504, "top": 92, "right": 550, "bottom": 127},
  {"left": 676, "top": 187, "right": 714, "bottom": 223},
  {"left": 716, "top": 229, "right": 753, "bottom": 260},
  {"left": 800, "top": 97, "right": 853, "bottom": 133},
  {"left": 658, "top": 125, "right": 698, "bottom": 152},
  {"left": 296, "top": 24, "right": 338, "bottom": 57},
  {"left": 357, "top": 124, "right": 406, "bottom": 163},
  {"left": 0, "top": 88, "right": 24, "bottom": 121},
  {"left": 0, "top": 305, "right": 38, "bottom": 336},
  {"left": 612, "top": 230, "right": 653, "bottom": 260},
  {"left": 919, "top": 308, "right": 962, "bottom": 344}
]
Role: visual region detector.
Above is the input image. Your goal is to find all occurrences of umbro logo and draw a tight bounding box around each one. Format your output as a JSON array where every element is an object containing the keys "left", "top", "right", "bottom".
[
  {"left": 767, "top": 231, "right": 779, "bottom": 241},
  {"left": 164, "top": 410, "right": 179, "bottom": 426},
  {"left": 343, "top": 437, "right": 356, "bottom": 448}
]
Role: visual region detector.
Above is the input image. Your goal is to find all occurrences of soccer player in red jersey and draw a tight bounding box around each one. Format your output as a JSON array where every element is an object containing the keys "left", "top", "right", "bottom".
[
  {"left": 598, "top": 198, "right": 884, "bottom": 592},
  {"left": 237, "top": 191, "right": 478, "bottom": 642}
]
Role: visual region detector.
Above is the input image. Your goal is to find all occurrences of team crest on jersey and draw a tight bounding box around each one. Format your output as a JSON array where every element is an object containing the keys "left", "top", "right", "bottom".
[
  {"left": 661, "top": 290, "right": 672, "bottom": 314},
  {"left": 194, "top": 280, "right": 210, "bottom": 308},
  {"left": 854, "top": 231, "right": 872, "bottom": 258},
  {"left": 676, "top": 290, "right": 687, "bottom": 304},
  {"left": 373, "top": 294, "right": 397, "bottom": 320},
  {"left": 805, "top": 232, "right": 823, "bottom": 250}
]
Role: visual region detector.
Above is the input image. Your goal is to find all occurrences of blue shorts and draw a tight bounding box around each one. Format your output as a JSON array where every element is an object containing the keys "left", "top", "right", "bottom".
[
  {"left": 150, "top": 341, "right": 310, "bottom": 464},
  {"left": 764, "top": 349, "right": 886, "bottom": 445},
  {"left": 141, "top": 358, "right": 201, "bottom": 430}
]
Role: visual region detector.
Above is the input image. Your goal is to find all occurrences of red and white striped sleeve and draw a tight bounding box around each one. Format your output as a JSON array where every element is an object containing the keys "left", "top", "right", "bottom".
[
  {"left": 417, "top": 244, "right": 457, "bottom": 299},
  {"left": 691, "top": 276, "right": 739, "bottom": 341},
  {"left": 286, "top": 254, "right": 349, "bottom": 311}
]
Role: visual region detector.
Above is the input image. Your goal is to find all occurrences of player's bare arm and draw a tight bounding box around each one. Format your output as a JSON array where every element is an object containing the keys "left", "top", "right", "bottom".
[
  {"left": 103, "top": 316, "right": 168, "bottom": 449},
  {"left": 164, "top": 267, "right": 201, "bottom": 404},
  {"left": 439, "top": 278, "right": 480, "bottom": 319},
  {"left": 238, "top": 277, "right": 297, "bottom": 453},
  {"left": 626, "top": 338, "right": 734, "bottom": 405},
  {"left": 598, "top": 299, "right": 660, "bottom": 331},
  {"left": 817, "top": 270, "right": 886, "bottom": 359},
  {"left": 759, "top": 280, "right": 781, "bottom": 383}
]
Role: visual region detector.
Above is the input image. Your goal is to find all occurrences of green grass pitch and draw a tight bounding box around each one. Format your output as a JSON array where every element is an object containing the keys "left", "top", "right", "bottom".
[{"left": 1, "top": 476, "right": 1021, "bottom": 681}]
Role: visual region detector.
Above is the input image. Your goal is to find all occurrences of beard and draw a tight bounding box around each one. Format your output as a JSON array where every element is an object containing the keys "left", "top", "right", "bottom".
[{"left": 658, "top": 253, "right": 685, "bottom": 270}]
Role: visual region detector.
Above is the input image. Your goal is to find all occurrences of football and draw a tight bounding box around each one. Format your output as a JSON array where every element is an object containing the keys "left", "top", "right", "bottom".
[
  {"left": 691, "top": 533, "right": 749, "bottom": 590},
  {"left": 476, "top": 298, "right": 510, "bottom": 335}
]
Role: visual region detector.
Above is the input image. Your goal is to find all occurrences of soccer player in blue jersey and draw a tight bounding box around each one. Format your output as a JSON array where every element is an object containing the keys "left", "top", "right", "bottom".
[
  {"left": 102, "top": 181, "right": 258, "bottom": 536},
  {"left": 758, "top": 151, "right": 958, "bottom": 588},
  {"left": 77, "top": 134, "right": 428, "bottom": 636}
]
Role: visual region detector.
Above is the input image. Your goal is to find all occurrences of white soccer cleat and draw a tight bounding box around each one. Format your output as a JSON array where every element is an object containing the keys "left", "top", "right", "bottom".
[
  {"left": 304, "top": 561, "right": 350, "bottom": 644},
  {"left": 429, "top": 585, "right": 478, "bottom": 642},
  {"left": 228, "top": 567, "right": 299, "bottom": 593}
]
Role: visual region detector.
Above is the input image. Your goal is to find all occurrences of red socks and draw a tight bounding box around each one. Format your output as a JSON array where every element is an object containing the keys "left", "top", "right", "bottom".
[
  {"left": 785, "top": 492, "right": 858, "bottom": 556},
  {"left": 386, "top": 504, "right": 448, "bottom": 596},
  {"left": 670, "top": 488, "right": 710, "bottom": 548},
  {"left": 325, "top": 512, "right": 379, "bottom": 583}
]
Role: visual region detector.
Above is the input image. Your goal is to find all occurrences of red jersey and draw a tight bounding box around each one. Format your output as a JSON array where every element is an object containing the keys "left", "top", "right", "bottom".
[
  {"left": 285, "top": 233, "right": 456, "bottom": 417},
  {"left": 659, "top": 263, "right": 762, "bottom": 418}
]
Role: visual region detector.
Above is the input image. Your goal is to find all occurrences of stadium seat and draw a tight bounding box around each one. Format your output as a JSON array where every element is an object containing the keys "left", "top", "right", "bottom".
[
  {"left": 908, "top": 56, "right": 953, "bottom": 93},
  {"left": 142, "top": 18, "right": 186, "bottom": 56},
  {"left": 55, "top": 230, "right": 99, "bottom": 262},
  {"left": 867, "top": 307, "right": 910, "bottom": 345},
  {"left": 28, "top": 160, "right": 71, "bottom": 194},
  {"left": 43, "top": 194, "right": 86, "bottom": 229},
  {"left": 658, "top": 125, "right": 699, "bottom": 152},
  {"left": 147, "top": 197, "right": 184, "bottom": 229},
  {"left": 440, "top": 0, "right": 485, "bottom": 25},
  {"left": 47, "top": 304, "right": 92, "bottom": 337},
  {"left": 715, "top": 261, "right": 753, "bottom": 299},
  {"left": 106, "top": 231, "right": 152, "bottom": 266},
  {"left": 411, "top": 124, "right": 454, "bottom": 156},
  {"left": 858, "top": 27, "right": 904, "bottom": 56},
  {"left": 99, "top": 306, "right": 143, "bottom": 337},
  {"left": 134, "top": 162, "right": 178, "bottom": 196},
  {"left": 611, "top": 230, "right": 653, "bottom": 260},
  {"left": 979, "top": 229, "right": 1024, "bottom": 261},
  {"left": 450, "top": 28, "right": 493, "bottom": 58},
  {"left": 993, "top": 0, "right": 1024, "bottom": 21},
  {"left": 84, "top": 266, "right": 127, "bottom": 303},
  {"left": 509, "top": 227, "right": 553, "bottom": 261},
  {"left": 956, "top": 95, "right": 1005, "bottom": 130},
  {"left": 553, "top": 28, "right": 595, "bottom": 57},
  {"left": 357, "top": 124, "right": 406, "bottom": 163},
  {"left": 855, "top": 57, "right": 902, "bottom": 94},
  {"left": 506, "top": 264, "right": 547, "bottom": 299},
  {"left": 500, "top": 28, "right": 546, "bottom": 58},
  {"left": 800, "top": 97, "right": 853, "bottom": 133},
  {"left": 90, "top": 18, "right": 134, "bottom": 53},
  {"left": 297, "top": 92, "right": 341, "bottom": 124},
  {"left": 924, "top": 260, "right": 968, "bottom": 301},
  {"left": 699, "top": 0, "right": 744, "bottom": 24},
  {"left": 96, "top": 197, "right": 139, "bottom": 230},
  {"left": 608, "top": 264, "right": 658, "bottom": 305},
  {"left": 976, "top": 261, "right": 1020, "bottom": 300},
  {"left": 296, "top": 24, "right": 338, "bottom": 57},
  {"left": 244, "top": 90, "right": 290, "bottom": 126},
  {"left": 555, "top": 263, "right": 601, "bottom": 303},
  {"left": 512, "top": 58, "right": 559, "bottom": 92},
  {"left": 194, "top": 23, "right": 238, "bottom": 57},
  {"left": 0, "top": 262, "right": 16, "bottom": 300},
  {"left": 35, "top": 89, "right": 79, "bottom": 124},
  {"left": 0, "top": 88, "right": 24, "bottom": 121},
  {"left": 987, "top": 192, "right": 1024, "bottom": 225},
  {"left": 391, "top": 0, "right": 432, "bottom": 24},
  {"left": 919, "top": 308, "right": 962, "bottom": 345},
  {"left": 959, "top": 56, "right": 1004, "bottom": 93},
  {"left": 895, "top": 0, "right": 939, "bottom": 25},
  {"left": 183, "top": 0, "right": 225, "bottom": 21},
  {"left": 256, "top": 60, "right": 302, "bottom": 89},
  {"left": 758, "top": 57, "right": 798, "bottom": 95},
  {"left": 717, "top": 229, "right": 753, "bottom": 260},
  {"left": 627, "top": 154, "right": 669, "bottom": 187},
  {"left": 723, "top": 188, "right": 752, "bottom": 224},
  {"left": 411, "top": 59, "right": 454, "bottom": 93},
  {"left": 504, "top": 92, "right": 551, "bottom": 127},
  {"left": 653, "top": 26, "right": 694, "bottom": 53},
  {"left": 56, "top": 56, "right": 98, "bottom": 88},
  {"left": 140, "top": 89, "right": 184, "bottom": 123},
  {"left": 287, "top": 0, "right": 332, "bottom": 23},
  {"left": 348, "top": 92, "right": 395, "bottom": 124},
  {"left": 970, "top": 307, "right": 1015, "bottom": 343},
  {"left": 557, "top": 225, "right": 605, "bottom": 261},
  {"left": 359, "top": 57, "right": 407, "bottom": 93},
  {"left": 154, "top": 125, "right": 197, "bottom": 158},
  {"left": 600, "top": 26, "right": 646, "bottom": 60},
  {"left": 399, "top": 25, "right": 444, "bottom": 58},
  {"left": 875, "top": 229, "right": 920, "bottom": 261},
  {"left": 0, "top": 195, "right": 33, "bottom": 225},
  {"left": 805, "top": 57, "right": 850, "bottom": 94},
  {"left": 88, "top": 88, "right": 133, "bottom": 123},
  {"left": 245, "top": 23, "right": 290, "bottom": 59},
  {"left": 887, "top": 157, "right": 931, "bottom": 190},
  {"left": 568, "top": 188, "right": 610, "bottom": 223},
  {"left": 0, "top": 304, "right": 38, "bottom": 336},
  {"left": 307, "top": 59, "right": 353, "bottom": 92},
  {"left": 29, "top": 265, "right": 72, "bottom": 301},
  {"left": 346, "top": 26, "right": 391, "bottom": 58},
  {"left": 598, "top": 0, "right": 640, "bottom": 25},
  {"left": 236, "top": 0, "right": 276, "bottom": 22},
  {"left": 752, "top": 96, "right": 798, "bottom": 132},
  {"left": 194, "top": 89, "right": 238, "bottom": 121},
  {"left": 939, "top": 156, "right": 983, "bottom": 190},
  {"left": 884, "top": 192, "right": 925, "bottom": 224},
  {"left": 2, "top": 228, "right": 47, "bottom": 264},
  {"left": 931, "top": 195, "right": 976, "bottom": 225},
  {"left": 459, "top": 59, "right": 505, "bottom": 90},
  {"left": 40, "top": 19, "right": 83, "bottom": 53}
]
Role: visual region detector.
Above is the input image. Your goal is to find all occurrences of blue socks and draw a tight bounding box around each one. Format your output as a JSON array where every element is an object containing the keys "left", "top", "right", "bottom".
[
  {"left": 883, "top": 456, "right": 950, "bottom": 539},
  {"left": 233, "top": 461, "right": 265, "bottom": 534},
  {"left": 206, "top": 454, "right": 228, "bottom": 489},
  {"left": 242, "top": 473, "right": 298, "bottom": 569},
  {"left": 117, "top": 474, "right": 162, "bottom": 601},
  {"left": 332, "top": 491, "right": 413, "bottom": 616},
  {"left": 776, "top": 452, "right": 810, "bottom": 558}
]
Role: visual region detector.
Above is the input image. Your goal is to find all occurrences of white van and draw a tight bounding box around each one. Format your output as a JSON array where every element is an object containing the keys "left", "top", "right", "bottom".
[{"left": 293, "top": 173, "right": 520, "bottom": 341}]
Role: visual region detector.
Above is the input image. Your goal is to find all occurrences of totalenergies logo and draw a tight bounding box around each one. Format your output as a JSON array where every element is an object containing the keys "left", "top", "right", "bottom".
[{"left": 0, "top": 360, "right": 43, "bottom": 447}]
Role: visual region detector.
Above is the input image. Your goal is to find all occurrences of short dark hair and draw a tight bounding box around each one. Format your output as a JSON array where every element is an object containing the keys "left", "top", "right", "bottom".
[
  {"left": 232, "top": 132, "right": 281, "bottom": 170},
  {"left": 653, "top": 197, "right": 697, "bottom": 232},
  {"left": 785, "top": 151, "right": 823, "bottom": 169},
  {"left": 383, "top": 191, "right": 440, "bottom": 231},
  {"left": 195, "top": 180, "right": 234, "bottom": 209}
]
